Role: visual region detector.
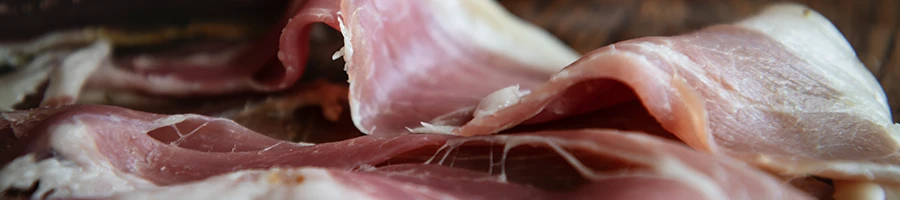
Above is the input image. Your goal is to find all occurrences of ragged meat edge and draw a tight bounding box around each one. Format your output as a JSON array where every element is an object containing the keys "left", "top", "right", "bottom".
[
  {"left": 314, "top": 0, "right": 581, "bottom": 135},
  {"left": 0, "top": 105, "right": 810, "bottom": 199}
]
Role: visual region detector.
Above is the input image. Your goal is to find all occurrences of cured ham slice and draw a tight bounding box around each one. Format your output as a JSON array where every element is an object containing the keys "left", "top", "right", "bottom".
[
  {"left": 0, "top": 105, "right": 809, "bottom": 199},
  {"left": 0, "top": 0, "right": 301, "bottom": 111},
  {"left": 278, "top": 0, "right": 581, "bottom": 135},
  {"left": 396, "top": 2, "right": 897, "bottom": 199}
]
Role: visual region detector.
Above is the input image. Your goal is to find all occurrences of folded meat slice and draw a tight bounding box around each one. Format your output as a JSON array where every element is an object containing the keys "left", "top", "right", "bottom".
[
  {"left": 433, "top": 2, "right": 900, "bottom": 198},
  {"left": 278, "top": 0, "right": 580, "bottom": 135},
  {"left": 0, "top": 105, "right": 809, "bottom": 199}
]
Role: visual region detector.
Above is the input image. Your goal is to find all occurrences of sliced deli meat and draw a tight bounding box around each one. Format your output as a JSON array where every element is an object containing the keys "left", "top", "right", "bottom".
[
  {"left": 412, "top": 2, "right": 898, "bottom": 198},
  {"left": 0, "top": 105, "right": 810, "bottom": 199},
  {"left": 279, "top": 0, "right": 580, "bottom": 135},
  {"left": 0, "top": 0, "right": 303, "bottom": 110},
  {"left": 0, "top": 0, "right": 896, "bottom": 199},
  {"left": 0, "top": 0, "right": 578, "bottom": 126}
]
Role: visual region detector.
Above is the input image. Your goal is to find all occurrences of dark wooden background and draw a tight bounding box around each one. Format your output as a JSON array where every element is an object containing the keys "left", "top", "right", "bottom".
[{"left": 497, "top": 0, "right": 900, "bottom": 122}]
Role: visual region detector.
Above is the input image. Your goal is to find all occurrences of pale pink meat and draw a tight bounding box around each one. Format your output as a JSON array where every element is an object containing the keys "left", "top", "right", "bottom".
[
  {"left": 0, "top": 105, "right": 810, "bottom": 199},
  {"left": 83, "top": 30, "right": 294, "bottom": 96},
  {"left": 0, "top": 0, "right": 311, "bottom": 110},
  {"left": 4, "top": 0, "right": 899, "bottom": 199},
  {"left": 274, "top": 1, "right": 900, "bottom": 191},
  {"left": 318, "top": 0, "right": 579, "bottom": 135},
  {"left": 438, "top": 2, "right": 900, "bottom": 193}
]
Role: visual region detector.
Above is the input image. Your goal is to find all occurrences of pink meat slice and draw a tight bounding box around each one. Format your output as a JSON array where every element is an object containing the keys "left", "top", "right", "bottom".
[
  {"left": 82, "top": 28, "right": 295, "bottom": 96},
  {"left": 83, "top": 0, "right": 323, "bottom": 96},
  {"left": 278, "top": 0, "right": 581, "bottom": 136},
  {"left": 0, "top": 105, "right": 810, "bottom": 199},
  {"left": 0, "top": 0, "right": 309, "bottom": 110},
  {"left": 443, "top": 2, "right": 900, "bottom": 190}
]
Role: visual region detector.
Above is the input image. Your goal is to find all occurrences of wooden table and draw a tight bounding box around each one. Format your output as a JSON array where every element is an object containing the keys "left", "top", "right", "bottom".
[{"left": 499, "top": 0, "right": 900, "bottom": 122}]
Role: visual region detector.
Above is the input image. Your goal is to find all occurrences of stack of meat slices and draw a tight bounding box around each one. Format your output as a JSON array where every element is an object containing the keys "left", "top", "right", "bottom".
[{"left": 1, "top": 1, "right": 897, "bottom": 200}]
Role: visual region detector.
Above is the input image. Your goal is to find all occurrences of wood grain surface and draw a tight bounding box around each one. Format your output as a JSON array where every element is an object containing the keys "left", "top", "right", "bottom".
[{"left": 498, "top": 0, "right": 900, "bottom": 122}]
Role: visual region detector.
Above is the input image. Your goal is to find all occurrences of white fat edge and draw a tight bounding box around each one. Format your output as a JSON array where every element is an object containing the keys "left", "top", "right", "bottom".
[
  {"left": 0, "top": 52, "right": 60, "bottom": 111},
  {"left": 331, "top": 11, "right": 345, "bottom": 62},
  {"left": 0, "top": 154, "right": 38, "bottom": 192},
  {"left": 86, "top": 60, "right": 248, "bottom": 95},
  {"left": 428, "top": 0, "right": 580, "bottom": 75},
  {"left": 332, "top": 47, "right": 345, "bottom": 60},
  {"left": 749, "top": 150, "right": 900, "bottom": 182},
  {"left": 406, "top": 122, "right": 457, "bottom": 134},
  {"left": 652, "top": 157, "right": 729, "bottom": 200},
  {"left": 132, "top": 44, "right": 246, "bottom": 70},
  {"left": 184, "top": 43, "right": 247, "bottom": 67},
  {"left": 737, "top": 3, "right": 892, "bottom": 124},
  {"left": 473, "top": 85, "right": 530, "bottom": 118},
  {"left": 833, "top": 181, "right": 886, "bottom": 200},
  {"left": 111, "top": 168, "right": 377, "bottom": 200},
  {"left": 355, "top": 164, "right": 378, "bottom": 172},
  {"left": 337, "top": 11, "right": 354, "bottom": 71},
  {"left": 0, "top": 112, "right": 25, "bottom": 125},
  {"left": 744, "top": 150, "right": 900, "bottom": 199},
  {"left": 407, "top": 106, "right": 476, "bottom": 134},
  {"left": 1, "top": 122, "right": 156, "bottom": 199},
  {"left": 348, "top": 91, "right": 373, "bottom": 134},
  {"left": 153, "top": 114, "right": 192, "bottom": 127},
  {"left": 145, "top": 75, "right": 208, "bottom": 91},
  {"left": 337, "top": 9, "right": 384, "bottom": 135},
  {"left": 0, "top": 29, "right": 107, "bottom": 110},
  {"left": 0, "top": 29, "right": 99, "bottom": 59},
  {"left": 42, "top": 40, "right": 112, "bottom": 105},
  {"left": 104, "top": 68, "right": 242, "bottom": 94}
]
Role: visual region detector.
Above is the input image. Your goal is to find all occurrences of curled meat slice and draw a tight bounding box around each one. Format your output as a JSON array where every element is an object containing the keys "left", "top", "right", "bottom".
[
  {"left": 443, "top": 3, "right": 900, "bottom": 199},
  {"left": 279, "top": 0, "right": 581, "bottom": 135}
]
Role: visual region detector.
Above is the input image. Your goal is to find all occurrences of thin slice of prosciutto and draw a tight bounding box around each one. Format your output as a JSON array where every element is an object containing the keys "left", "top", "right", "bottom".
[
  {"left": 276, "top": 1, "right": 900, "bottom": 197},
  {"left": 0, "top": 0, "right": 300, "bottom": 111},
  {"left": 278, "top": 0, "right": 581, "bottom": 136},
  {"left": 393, "top": 2, "right": 897, "bottom": 199},
  {"left": 0, "top": 105, "right": 811, "bottom": 199}
]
